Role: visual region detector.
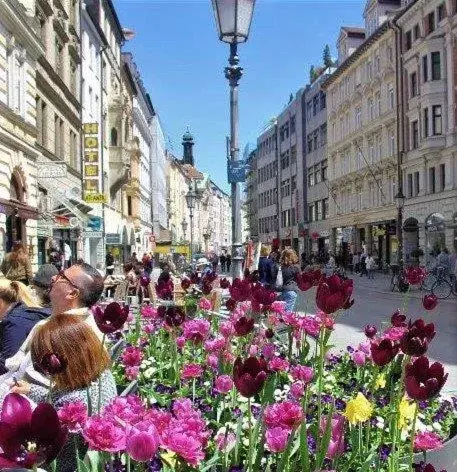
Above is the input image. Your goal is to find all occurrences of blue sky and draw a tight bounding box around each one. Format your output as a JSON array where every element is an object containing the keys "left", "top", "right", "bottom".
[{"left": 116, "top": 0, "right": 364, "bottom": 191}]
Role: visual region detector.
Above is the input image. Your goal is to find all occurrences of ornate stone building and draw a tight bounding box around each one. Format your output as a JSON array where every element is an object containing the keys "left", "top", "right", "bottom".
[
  {"left": 0, "top": 0, "right": 43, "bottom": 264},
  {"left": 324, "top": 1, "right": 402, "bottom": 266}
]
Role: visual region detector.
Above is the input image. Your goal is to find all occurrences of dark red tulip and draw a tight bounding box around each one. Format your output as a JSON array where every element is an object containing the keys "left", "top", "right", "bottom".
[
  {"left": 190, "top": 272, "right": 201, "bottom": 285},
  {"left": 36, "top": 353, "right": 67, "bottom": 376},
  {"left": 181, "top": 278, "right": 191, "bottom": 290},
  {"left": 364, "top": 325, "right": 377, "bottom": 339},
  {"left": 265, "top": 328, "right": 274, "bottom": 339},
  {"left": 93, "top": 302, "right": 129, "bottom": 334},
  {"left": 226, "top": 298, "right": 236, "bottom": 311},
  {"left": 391, "top": 310, "right": 407, "bottom": 327},
  {"left": 405, "top": 266, "right": 426, "bottom": 285},
  {"left": 140, "top": 274, "right": 151, "bottom": 287},
  {"left": 400, "top": 319, "right": 435, "bottom": 356},
  {"left": 220, "top": 278, "right": 231, "bottom": 289},
  {"left": 316, "top": 275, "right": 354, "bottom": 314},
  {"left": 296, "top": 269, "right": 322, "bottom": 291},
  {"left": 0, "top": 393, "right": 68, "bottom": 468},
  {"left": 405, "top": 356, "right": 448, "bottom": 400},
  {"left": 163, "top": 306, "right": 185, "bottom": 327},
  {"left": 233, "top": 356, "right": 268, "bottom": 397},
  {"left": 422, "top": 294, "right": 438, "bottom": 311},
  {"left": 251, "top": 285, "right": 276, "bottom": 308},
  {"left": 234, "top": 316, "right": 255, "bottom": 336},
  {"left": 229, "top": 278, "right": 252, "bottom": 302},
  {"left": 202, "top": 281, "right": 213, "bottom": 295},
  {"left": 155, "top": 279, "right": 174, "bottom": 300},
  {"left": 370, "top": 338, "right": 399, "bottom": 366}
]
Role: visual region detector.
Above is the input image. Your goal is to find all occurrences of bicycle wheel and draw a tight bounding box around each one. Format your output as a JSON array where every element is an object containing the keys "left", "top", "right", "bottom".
[
  {"left": 421, "top": 274, "right": 436, "bottom": 292},
  {"left": 432, "top": 280, "right": 452, "bottom": 299},
  {"left": 390, "top": 274, "right": 398, "bottom": 292}
]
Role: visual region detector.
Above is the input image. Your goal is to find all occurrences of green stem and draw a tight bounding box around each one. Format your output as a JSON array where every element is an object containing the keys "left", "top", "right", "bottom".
[
  {"left": 409, "top": 402, "right": 419, "bottom": 472},
  {"left": 126, "top": 454, "right": 131, "bottom": 472},
  {"left": 74, "top": 435, "right": 80, "bottom": 472},
  {"left": 247, "top": 397, "right": 253, "bottom": 472},
  {"left": 316, "top": 328, "right": 325, "bottom": 454}
]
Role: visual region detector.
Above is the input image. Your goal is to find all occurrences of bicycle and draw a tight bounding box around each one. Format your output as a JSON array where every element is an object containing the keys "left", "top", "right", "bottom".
[
  {"left": 429, "top": 268, "right": 457, "bottom": 299},
  {"left": 389, "top": 265, "right": 409, "bottom": 293}
]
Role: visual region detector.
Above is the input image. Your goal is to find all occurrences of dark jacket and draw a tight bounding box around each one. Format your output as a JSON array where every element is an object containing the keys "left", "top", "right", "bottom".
[
  {"left": 0, "top": 302, "right": 50, "bottom": 374},
  {"left": 280, "top": 264, "right": 300, "bottom": 292},
  {"left": 258, "top": 256, "right": 273, "bottom": 285}
]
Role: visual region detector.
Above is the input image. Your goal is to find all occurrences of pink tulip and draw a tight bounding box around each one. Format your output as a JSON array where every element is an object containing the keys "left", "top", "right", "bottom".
[
  {"left": 414, "top": 431, "right": 443, "bottom": 451},
  {"left": 219, "top": 321, "right": 235, "bottom": 338},
  {"left": 268, "top": 357, "right": 290, "bottom": 372},
  {"left": 83, "top": 417, "right": 126, "bottom": 452},
  {"left": 198, "top": 298, "right": 212, "bottom": 310},
  {"left": 58, "top": 401, "right": 87, "bottom": 433},
  {"left": 126, "top": 366, "right": 140, "bottom": 380},
  {"left": 207, "top": 354, "right": 219, "bottom": 370},
  {"left": 352, "top": 351, "right": 366, "bottom": 366},
  {"left": 262, "top": 343, "right": 277, "bottom": 360},
  {"left": 176, "top": 336, "right": 186, "bottom": 349},
  {"left": 320, "top": 414, "right": 345, "bottom": 459},
  {"left": 290, "top": 365, "right": 314, "bottom": 384},
  {"left": 264, "top": 401, "right": 303, "bottom": 430},
  {"left": 161, "top": 431, "right": 205, "bottom": 466},
  {"left": 271, "top": 301, "right": 286, "bottom": 315},
  {"left": 215, "top": 432, "right": 236, "bottom": 451},
  {"left": 181, "top": 363, "right": 203, "bottom": 380},
  {"left": 215, "top": 375, "right": 233, "bottom": 394},
  {"left": 126, "top": 426, "right": 160, "bottom": 462},
  {"left": 290, "top": 381, "right": 305, "bottom": 400},
  {"left": 265, "top": 427, "right": 289, "bottom": 453},
  {"left": 141, "top": 305, "right": 158, "bottom": 319},
  {"left": 121, "top": 346, "right": 143, "bottom": 368}
]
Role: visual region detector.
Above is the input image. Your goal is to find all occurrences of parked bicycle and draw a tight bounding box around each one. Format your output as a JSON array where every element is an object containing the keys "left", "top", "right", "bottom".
[
  {"left": 389, "top": 264, "right": 409, "bottom": 293},
  {"left": 422, "top": 266, "right": 457, "bottom": 299}
]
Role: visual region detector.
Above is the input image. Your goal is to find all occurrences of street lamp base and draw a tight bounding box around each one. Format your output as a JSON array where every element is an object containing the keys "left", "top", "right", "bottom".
[{"left": 231, "top": 255, "right": 244, "bottom": 280}]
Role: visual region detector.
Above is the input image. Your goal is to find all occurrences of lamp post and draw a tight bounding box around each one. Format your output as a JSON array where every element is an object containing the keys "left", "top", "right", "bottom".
[
  {"left": 211, "top": 0, "right": 256, "bottom": 279},
  {"left": 181, "top": 218, "right": 188, "bottom": 242},
  {"left": 186, "top": 185, "right": 197, "bottom": 264},
  {"left": 395, "top": 189, "right": 406, "bottom": 270}
]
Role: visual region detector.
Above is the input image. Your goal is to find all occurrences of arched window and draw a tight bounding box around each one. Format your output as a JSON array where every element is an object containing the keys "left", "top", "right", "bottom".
[{"left": 110, "top": 127, "right": 118, "bottom": 146}]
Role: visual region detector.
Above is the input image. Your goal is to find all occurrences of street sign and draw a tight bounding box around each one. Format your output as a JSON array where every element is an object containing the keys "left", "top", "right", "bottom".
[
  {"left": 37, "top": 162, "right": 67, "bottom": 178},
  {"left": 83, "top": 193, "right": 106, "bottom": 203},
  {"left": 106, "top": 233, "right": 121, "bottom": 245},
  {"left": 84, "top": 231, "right": 103, "bottom": 239},
  {"left": 227, "top": 160, "right": 246, "bottom": 183},
  {"left": 87, "top": 216, "right": 102, "bottom": 231}
]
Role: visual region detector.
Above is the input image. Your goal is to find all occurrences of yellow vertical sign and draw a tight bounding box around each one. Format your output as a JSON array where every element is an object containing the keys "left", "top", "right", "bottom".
[{"left": 82, "top": 123, "right": 105, "bottom": 203}]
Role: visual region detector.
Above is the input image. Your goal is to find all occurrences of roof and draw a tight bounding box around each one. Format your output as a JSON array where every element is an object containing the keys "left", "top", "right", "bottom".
[
  {"left": 323, "top": 21, "right": 390, "bottom": 90},
  {"left": 181, "top": 163, "right": 204, "bottom": 180},
  {"left": 341, "top": 26, "right": 366, "bottom": 38}
]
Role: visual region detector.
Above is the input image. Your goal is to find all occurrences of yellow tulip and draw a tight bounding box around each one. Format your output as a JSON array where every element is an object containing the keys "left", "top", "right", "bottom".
[
  {"left": 375, "top": 373, "right": 386, "bottom": 390},
  {"left": 345, "top": 392, "right": 374, "bottom": 425},
  {"left": 398, "top": 396, "right": 417, "bottom": 430}
]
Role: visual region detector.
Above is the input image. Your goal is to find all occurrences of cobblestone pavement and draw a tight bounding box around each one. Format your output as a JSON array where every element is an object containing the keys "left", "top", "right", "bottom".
[{"left": 296, "top": 274, "right": 457, "bottom": 395}]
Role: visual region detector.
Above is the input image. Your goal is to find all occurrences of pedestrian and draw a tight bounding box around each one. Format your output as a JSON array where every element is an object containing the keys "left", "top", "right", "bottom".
[
  {"left": 366, "top": 254, "right": 376, "bottom": 279},
  {"left": 352, "top": 252, "right": 360, "bottom": 274},
  {"left": 64, "top": 242, "right": 72, "bottom": 268},
  {"left": 105, "top": 251, "right": 115, "bottom": 276},
  {"left": 276, "top": 248, "right": 300, "bottom": 313},
  {"left": 0, "top": 242, "right": 33, "bottom": 285},
  {"left": 48, "top": 240, "right": 63, "bottom": 271},
  {"left": 130, "top": 252, "right": 139, "bottom": 264},
  {"left": 258, "top": 245, "right": 273, "bottom": 286},
  {"left": 436, "top": 248, "right": 451, "bottom": 274},
  {"left": 360, "top": 251, "right": 367, "bottom": 277},
  {"left": 0, "top": 279, "right": 48, "bottom": 375},
  {"left": 211, "top": 252, "right": 219, "bottom": 273},
  {"left": 220, "top": 251, "right": 227, "bottom": 273},
  {"left": 30, "top": 264, "right": 59, "bottom": 308},
  {"left": 11, "top": 315, "right": 116, "bottom": 472},
  {"left": 226, "top": 253, "right": 232, "bottom": 273}
]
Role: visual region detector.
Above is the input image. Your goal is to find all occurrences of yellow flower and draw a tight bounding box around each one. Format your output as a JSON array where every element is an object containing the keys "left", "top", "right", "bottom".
[
  {"left": 398, "top": 396, "right": 417, "bottom": 430},
  {"left": 345, "top": 392, "right": 374, "bottom": 425},
  {"left": 160, "top": 451, "right": 177, "bottom": 469},
  {"left": 375, "top": 373, "right": 386, "bottom": 390}
]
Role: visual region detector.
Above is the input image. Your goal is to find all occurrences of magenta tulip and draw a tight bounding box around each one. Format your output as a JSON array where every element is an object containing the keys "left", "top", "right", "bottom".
[{"left": 126, "top": 426, "right": 160, "bottom": 462}]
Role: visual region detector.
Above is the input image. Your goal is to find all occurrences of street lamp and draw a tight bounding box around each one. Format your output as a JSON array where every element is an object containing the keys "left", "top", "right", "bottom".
[
  {"left": 186, "top": 185, "right": 197, "bottom": 263},
  {"left": 211, "top": 0, "right": 256, "bottom": 280},
  {"left": 395, "top": 189, "right": 406, "bottom": 270}
]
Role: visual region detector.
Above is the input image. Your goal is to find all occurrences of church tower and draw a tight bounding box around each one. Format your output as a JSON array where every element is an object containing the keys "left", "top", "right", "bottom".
[{"left": 182, "top": 129, "right": 195, "bottom": 166}]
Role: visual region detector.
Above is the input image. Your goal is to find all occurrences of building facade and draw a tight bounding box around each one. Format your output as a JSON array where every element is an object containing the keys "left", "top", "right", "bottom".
[
  {"left": 0, "top": 0, "right": 43, "bottom": 265},
  {"left": 324, "top": 3, "right": 401, "bottom": 267},
  {"left": 397, "top": 0, "right": 457, "bottom": 261},
  {"left": 303, "top": 72, "right": 332, "bottom": 255},
  {"left": 244, "top": 149, "right": 258, "bottom": 240}
]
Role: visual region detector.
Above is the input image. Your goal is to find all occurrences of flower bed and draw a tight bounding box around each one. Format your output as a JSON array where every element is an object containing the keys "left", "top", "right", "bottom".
[{"left": 2, "top": 270, "right": 456, "bottom": 472}]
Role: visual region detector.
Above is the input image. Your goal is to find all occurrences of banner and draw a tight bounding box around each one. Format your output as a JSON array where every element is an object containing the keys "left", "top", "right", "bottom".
[{"left": 82, "top": 123, "right": 106, "bottom": 203}]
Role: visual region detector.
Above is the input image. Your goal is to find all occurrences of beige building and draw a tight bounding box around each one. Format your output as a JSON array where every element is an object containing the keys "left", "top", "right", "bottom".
[
  {"left": 396, "top": 0, "right": 457, "bottom": 262},
  {"left": 0, "top": 0, "right": 44, "bottom": 264},
  {"left": 324, "top": 1, "right": 402, "bottom": 267}
]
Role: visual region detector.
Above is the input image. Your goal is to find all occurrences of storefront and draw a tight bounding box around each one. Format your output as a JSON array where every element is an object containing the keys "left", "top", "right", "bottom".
[
  {"left": 371, "top": 222, "right": 396, "bottom": 266},
  {"left": 403, "top": 218, "right": 420, "bottom": 264},
  {"left": 425, "top": 213, "right": 446, "bottom": 259}
]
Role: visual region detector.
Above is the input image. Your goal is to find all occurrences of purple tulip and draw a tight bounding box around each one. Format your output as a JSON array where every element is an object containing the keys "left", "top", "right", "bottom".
[{"left": 93, "top": 302, "right": 129, "bottom": 334}]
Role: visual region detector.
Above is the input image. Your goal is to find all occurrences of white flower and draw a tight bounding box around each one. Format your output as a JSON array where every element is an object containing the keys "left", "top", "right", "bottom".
[{"left": 432, "top": 422, "right": 442, "bottom": 431}]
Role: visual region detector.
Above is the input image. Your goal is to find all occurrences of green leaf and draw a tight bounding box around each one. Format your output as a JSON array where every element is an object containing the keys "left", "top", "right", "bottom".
[
  {"left": 315, "top": 405, "right": 335, "bottom": 469},
  {"left": 199, "top": 451, "right": 220, "bottom": 472},
  {"left": 76, "top": 458, "right": 90, "bottom": 472}
]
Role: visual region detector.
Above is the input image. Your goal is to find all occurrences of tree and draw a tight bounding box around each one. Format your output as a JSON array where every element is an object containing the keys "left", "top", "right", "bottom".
[
  {"left": 323, "top": 44, "right": 333, "bottom": 68},
  {"left": 309, "top": 65, "right": 316, "bottom": 83}
]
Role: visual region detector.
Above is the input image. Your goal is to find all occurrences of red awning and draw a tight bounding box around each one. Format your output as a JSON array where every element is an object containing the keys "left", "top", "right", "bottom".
[{"left": 0, "top": 198, "right": 40, "bottom": 220}]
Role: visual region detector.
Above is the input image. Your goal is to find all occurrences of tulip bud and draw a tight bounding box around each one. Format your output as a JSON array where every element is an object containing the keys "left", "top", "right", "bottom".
[
  {"left": 364, "top": 325, "right": 377, "bottom": 339},
  {"left": 422, "top": 294, "right": 438, "bottom": 311}
]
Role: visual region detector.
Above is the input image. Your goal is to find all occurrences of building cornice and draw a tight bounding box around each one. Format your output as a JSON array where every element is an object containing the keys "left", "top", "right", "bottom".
[{"left": 0, "top": 100, "right": 37, "bottom": 139}]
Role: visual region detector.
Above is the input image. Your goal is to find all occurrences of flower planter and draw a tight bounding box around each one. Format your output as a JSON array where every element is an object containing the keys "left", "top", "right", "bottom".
[{"left": 415, "top": 432, "right": 457, "bottom": 470}]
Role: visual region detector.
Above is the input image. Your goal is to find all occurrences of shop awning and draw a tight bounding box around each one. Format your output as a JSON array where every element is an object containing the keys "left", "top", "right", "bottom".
[
  {"left": 0, "top": 198, "right": 40, "bottom": 220},
  {"left": 52, "top": 198, "right": 92, "bottom": 218}
]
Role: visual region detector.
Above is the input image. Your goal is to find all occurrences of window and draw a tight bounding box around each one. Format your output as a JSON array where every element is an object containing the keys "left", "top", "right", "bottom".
[
  {"left": 414, "top": 171, "right": 420, "bottom": 196},
  {"left": 127, "top": 196, "right": 132, "bottom": 216},
  {"left": 428, "top": 11, "right": 435, "bottom": 33},
  {"left": 410, "top": 72, "right": 418, "bottom": 97},
  {"left": 429, "top": 167, "right": 436, "bottom": 193},
  {"left": 308, "top": 204, "right": 314, "bottom": 223},
  {"left": 411, "top": 120, "right": 419, "bottom": 149},
  {"left": 290, "top": 116, "right": 296, "bottom": 134},
  {"left": 308, "top": 168, "right": 315, "bottom": 187},
  {"left": 307, "top": 136, "right": 313, "bottom": 153},
  {"left": 439, "top": 163, "right": 445, "bottom": 191},
  {"left": 55, "top": 38, "right": 63, "bottom": 76},
  {"left": 291, "top": 175, "right": 297, "bottom": 192},
  {"left": 407, "top": 173, "right": 413, "bottom": 197},
  {"left": 369, "top": 99, "right": 374, "bottom": 119},
  {"left": 316, "top": 201, "right": 322, "bottom": 221},
  {"left": 389, "top": 88, "right": 394, "bottom": 109},
  {"left": 432, "top": 105, "right": 442, "bottom": 135},
  {"left": 323, "top": 199, "right": 329, "bottom": 220},
  {"left": 54, "top": 114, "right": 60, "bottom": 156},
  {"left": 413, "top": 24, "right": 420, "bottom": 41},
  {"left": 36, "top": 8, "right": 46, "bottom": 45},
  {"left": 320, "top": 92, "right": 326, "bottom": 110},
  {"left": 70, "top": 130, "right": 78, "bottom": 169},
  {"left": 321, "top": 160, "right": 328, "bottom": 181},
  {"left": 423, "top": 108, "right": 429, "bottom": 137},
  {"left": 111, "top": 127, "right": 118, "bottom": 146},
  {"left": 437, "top": 3, "right": 446, "bottom": 22},
  {"left": 422, "top": 55, "right": 428, "bottom": 82},
  {"left": 367, "top": 61, "right": 372, "bottom": 80},
  {"left": 313, "top": 96, "right": 319, "bottom": 115},
  {"left": 70, "top": 60, "right": 77, "bottom": 95},
  {"left": 431, "top": 52, "right": 441, "bottom": 80},
  {"left": 405, "top": 30, "right": 412, "bottom": 50}
]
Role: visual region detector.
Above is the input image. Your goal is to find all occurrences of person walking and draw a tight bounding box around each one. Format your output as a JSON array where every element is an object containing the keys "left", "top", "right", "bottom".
[
  {"left": 0, "top": 242, "right": 33, "bottom": 285},
  {"left": 276, "top": 248, "right": 300, "bottom": 313},
  {"left": 219, "top": 251, "right": 227, "bottom": 273},
  {"left": 226, "top": 253, "right": 231, "bottom": 273},
  {"left": 366, "top": 254, "right": 376, "bottom": 279},
  {"left": 258, "top": 245, "right": 273, "bottom": 286},
  {"left": 105, "top": 251, "right": 115, "bottom": 276},
  {"left": 48, "top": 240, "right": 63, "bottom": 271}
]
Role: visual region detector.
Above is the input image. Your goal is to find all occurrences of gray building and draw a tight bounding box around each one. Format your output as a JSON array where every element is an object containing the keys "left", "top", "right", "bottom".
[{"left": 302, "top": 70, "right": 334, "bottom": 256}]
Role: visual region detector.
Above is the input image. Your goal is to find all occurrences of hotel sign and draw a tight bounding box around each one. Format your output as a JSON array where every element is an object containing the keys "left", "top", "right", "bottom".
[{"left": 82, "top": 123, "right": 106, "bottom": 203}]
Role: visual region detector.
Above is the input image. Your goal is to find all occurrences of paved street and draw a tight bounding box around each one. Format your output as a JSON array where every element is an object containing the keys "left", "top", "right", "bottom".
[{"left": 296, "top": 274, "right": 457, "bottom": 395}]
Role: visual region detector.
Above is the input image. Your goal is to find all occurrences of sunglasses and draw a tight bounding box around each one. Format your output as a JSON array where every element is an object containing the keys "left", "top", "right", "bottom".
[{"left": 55, "top": 270, "right": 83, "bottom": 292}]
